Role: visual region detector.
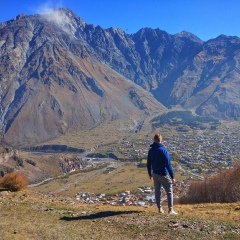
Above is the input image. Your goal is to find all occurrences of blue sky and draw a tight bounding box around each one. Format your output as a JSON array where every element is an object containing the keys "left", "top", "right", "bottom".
[{"left": 0, "top": 0, "right": 240, "bottom": 41}]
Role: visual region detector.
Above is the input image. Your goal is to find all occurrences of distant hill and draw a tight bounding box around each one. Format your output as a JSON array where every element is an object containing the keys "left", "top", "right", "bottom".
[
  {"left": 150, "top": 110, "right": 219, "bottom": 129},
  {"left": 0, "top": 8, "right": 239, "bottom": 147}
]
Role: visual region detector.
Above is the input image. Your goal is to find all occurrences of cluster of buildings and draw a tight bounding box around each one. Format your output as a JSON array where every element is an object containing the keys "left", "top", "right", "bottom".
[
  {"left": 120, "top": 127, "right": 240, "bottom": 173},
  {"left": 75, "top": 181, "right": 189, "bottom": 206}
]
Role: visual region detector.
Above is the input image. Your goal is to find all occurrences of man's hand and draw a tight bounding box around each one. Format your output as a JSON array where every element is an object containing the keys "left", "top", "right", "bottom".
[
  {"left": 150, "top": 176, "right": 153, "bottom": 181},
  {"left": 172, "top": 178, "right": 175, "bottom": 184}
]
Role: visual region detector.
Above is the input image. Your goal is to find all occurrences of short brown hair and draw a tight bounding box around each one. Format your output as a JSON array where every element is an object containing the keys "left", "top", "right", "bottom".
[{"left": 154, "top": 133, "right": 162, "bottom": 142}]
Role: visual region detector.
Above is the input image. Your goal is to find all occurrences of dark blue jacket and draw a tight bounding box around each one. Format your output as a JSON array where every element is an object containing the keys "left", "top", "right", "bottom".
[{"left": 147, "top": 142, "right": 174, "bottom": 179}]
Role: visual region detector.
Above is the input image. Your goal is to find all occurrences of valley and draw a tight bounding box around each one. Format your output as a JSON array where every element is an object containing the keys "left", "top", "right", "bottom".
[
  {"left": 1, "top": 118, "right": 240, "bottom": 239},
  {"left": 23, "top": 119, "right": 239, "bottom": 200},
  {"left": 1, "top": 117, "right": 239, "bottom": 187},
  {"left": 0, "top": 7, "right": 240, "bottom": 240}
]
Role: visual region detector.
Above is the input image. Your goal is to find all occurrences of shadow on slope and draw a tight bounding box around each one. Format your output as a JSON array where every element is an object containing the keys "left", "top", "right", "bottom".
[{"left": 60, "top": 210, "right": 140, "bottom": 221}]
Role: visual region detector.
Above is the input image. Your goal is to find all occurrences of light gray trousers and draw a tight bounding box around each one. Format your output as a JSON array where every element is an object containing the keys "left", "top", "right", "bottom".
[{"left": 152, "top": 172, "right": 173, "bottom": 210}]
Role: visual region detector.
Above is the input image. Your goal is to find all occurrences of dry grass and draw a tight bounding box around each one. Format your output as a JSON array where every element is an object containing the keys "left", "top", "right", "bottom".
[
  {"left": 31, "top": 162, "right": 150, "bottom": 195},
  {"left": 38, "top": 111, "right": 174, "bottom": 150},
  {"left": 0, "top": 190, "right": 240, "bottom": 240},
  {"left": 179, "top": 162, "right": 240, "bottom": 204},
  {"left": 176, "top": 202, "right": 240, "bottom": 222},
  {"left": 28, "top": 162, "right": 240, "bottom": 224},
  {"left": 31, "top": 162, "right": 188, "bottom": 197},
  {"left": 44, "top": 118, "right": 137, "bottom": 149}
]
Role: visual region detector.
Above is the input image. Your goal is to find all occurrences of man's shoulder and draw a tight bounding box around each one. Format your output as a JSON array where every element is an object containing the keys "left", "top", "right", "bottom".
[{"left": 159, "top": 146, "right": 169, "bottom": 153}]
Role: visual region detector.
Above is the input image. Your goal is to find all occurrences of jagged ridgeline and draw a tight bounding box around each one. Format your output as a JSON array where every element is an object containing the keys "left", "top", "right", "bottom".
[{"left": 0, "top": 8, "right": 239, "bottom": 147}]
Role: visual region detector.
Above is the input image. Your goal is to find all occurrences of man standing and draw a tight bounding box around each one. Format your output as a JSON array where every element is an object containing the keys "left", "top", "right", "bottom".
[{"left": 147, "top": 133, "right": 177, "bottom": 214}]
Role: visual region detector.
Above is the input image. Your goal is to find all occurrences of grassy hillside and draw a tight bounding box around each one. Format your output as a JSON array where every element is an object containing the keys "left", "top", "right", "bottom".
[
  {"left": 1, "top": 162, "right": 239, "bottom": 239},
  {"left": 30, "top": 162, "right": 188, "bottom": 196},
  {"left": 0, "top": 190, "right": 240, "bottom": 240}
]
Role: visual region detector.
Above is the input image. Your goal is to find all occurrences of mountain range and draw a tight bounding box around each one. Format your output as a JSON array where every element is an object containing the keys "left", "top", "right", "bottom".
[{"left": 0, "top": 8, "right": 239, "bottom": 147}]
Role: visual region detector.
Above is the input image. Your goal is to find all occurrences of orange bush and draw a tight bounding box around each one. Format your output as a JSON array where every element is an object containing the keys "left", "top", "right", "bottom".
[
  {"left": 0, "top": 172, "right": 29, "bottom": 191},
  {"left": 179, "top": 162, "right": 240, "bottom": 204}
]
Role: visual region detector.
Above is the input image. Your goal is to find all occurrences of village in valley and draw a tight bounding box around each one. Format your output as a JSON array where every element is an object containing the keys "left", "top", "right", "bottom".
[
  {"left": 74, "top": 184, "right": 184, "bottom": 207},
  {"left": 118, "top": 123, "right": 240, "bottom": 173},
  {"left": 34, "top": 120, "right": 239, "bottom": 207},
  {"left": 49, "top": 121, "right": 238, "bottom": 207}
]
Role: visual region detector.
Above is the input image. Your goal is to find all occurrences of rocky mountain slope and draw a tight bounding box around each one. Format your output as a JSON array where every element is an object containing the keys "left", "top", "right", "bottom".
[
  {"left": 0, "top": 9, "right": 165, "bottom": 146},
  {"left": 73, "top": 15, "right": 240, "bottom": 120},
  {"left": 0, "top": 8, "right": 239, "bottom": 146}
]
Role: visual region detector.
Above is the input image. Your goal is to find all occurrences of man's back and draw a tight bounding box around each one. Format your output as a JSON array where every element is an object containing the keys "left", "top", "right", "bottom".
[{"left": 147, "top": 142, "right": 174, "bottom": 179}]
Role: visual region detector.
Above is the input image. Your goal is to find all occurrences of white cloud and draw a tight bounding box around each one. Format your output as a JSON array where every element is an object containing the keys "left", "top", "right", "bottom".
[
  {"left": 37, "top": 1, "right": 63, "bottom": 15},
  {"left": 36, "top": 1, "right": 75, "bottom": 34}
]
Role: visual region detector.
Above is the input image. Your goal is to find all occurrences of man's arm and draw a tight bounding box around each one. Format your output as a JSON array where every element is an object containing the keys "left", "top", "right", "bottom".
[
  {"left": 164, "top": 149, "right": 174, "bottom": 180},
  {"left": 147, "top": 150, "right": 152, "bottom": 179}
]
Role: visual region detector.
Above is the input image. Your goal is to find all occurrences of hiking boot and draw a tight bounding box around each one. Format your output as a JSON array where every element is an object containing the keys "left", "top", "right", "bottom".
[
  {"left": 158, "top": 207, "right": 164, "bottom": 213},
  {"left": 168, "top": 209, "right": 178, "bottom": 215}
]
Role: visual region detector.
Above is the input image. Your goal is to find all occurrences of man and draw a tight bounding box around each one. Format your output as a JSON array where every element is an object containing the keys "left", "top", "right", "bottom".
[{"left": 147, "top": 133, "right": 177, "bottom": 214}]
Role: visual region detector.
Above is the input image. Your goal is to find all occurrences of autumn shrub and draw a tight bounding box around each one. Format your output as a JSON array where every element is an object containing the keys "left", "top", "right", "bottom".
[
  {"left": 0, "top": 172, "right": 29, "bottom": 191},
  {"left": 179, "top": 162, "right": 240, "bottom": 204}
]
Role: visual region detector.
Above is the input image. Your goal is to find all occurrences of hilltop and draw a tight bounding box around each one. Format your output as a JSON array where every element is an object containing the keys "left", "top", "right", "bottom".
[{"left": 0, "top": 189, "right": 239, "bottom": 239}]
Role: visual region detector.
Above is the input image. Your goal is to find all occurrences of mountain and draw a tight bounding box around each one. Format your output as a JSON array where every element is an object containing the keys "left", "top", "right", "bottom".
[
  {"left": 0, "top": 9, "right": 165, "bottom": 146},
  {"left": 82, "top": 26, "right": 240, "bottom": 120},
  {"left": 0, "top": 8, "right": 239, "bottom": 147}
]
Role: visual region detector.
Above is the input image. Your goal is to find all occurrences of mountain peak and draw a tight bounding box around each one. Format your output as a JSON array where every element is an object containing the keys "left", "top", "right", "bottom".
[
  {"left": 39, "top": 7, "right": 86, "bottom": 25},
  {"left": 39, "top": 7, "right": 86, "bottom": 34},
  {"left": 53, "top": 8, "right": 76, "bottom": 18},
  {"left": 175, "top": 30, "right": 203, "bottom": 43},
  {"left": 13, "top": 13, "right": 25, "bottom": 21},
  {"left": 214, "top": 34, "right": 240, "bottom": 41}
]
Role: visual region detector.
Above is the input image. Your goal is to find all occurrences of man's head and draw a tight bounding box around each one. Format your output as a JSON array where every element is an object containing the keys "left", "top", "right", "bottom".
[{"left": 154, "top": 133, "right": 162, "bottom": 143}]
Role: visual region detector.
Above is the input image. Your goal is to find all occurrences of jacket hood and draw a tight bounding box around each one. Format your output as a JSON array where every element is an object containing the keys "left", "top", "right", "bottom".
[{"left": 150, "top": 142, "right": 164, "bottom": 148}]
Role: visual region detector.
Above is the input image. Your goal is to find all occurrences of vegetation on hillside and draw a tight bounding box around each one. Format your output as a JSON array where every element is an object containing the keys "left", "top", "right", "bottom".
[
  {"left": 0, "top": 172, "right": 29, "bottom": 191},
  {"left": 179, "top": 162, "right": 240, "bottom": 204},
  {"left": 151, "top": 110, "right": 220, "bottom": 129}
]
